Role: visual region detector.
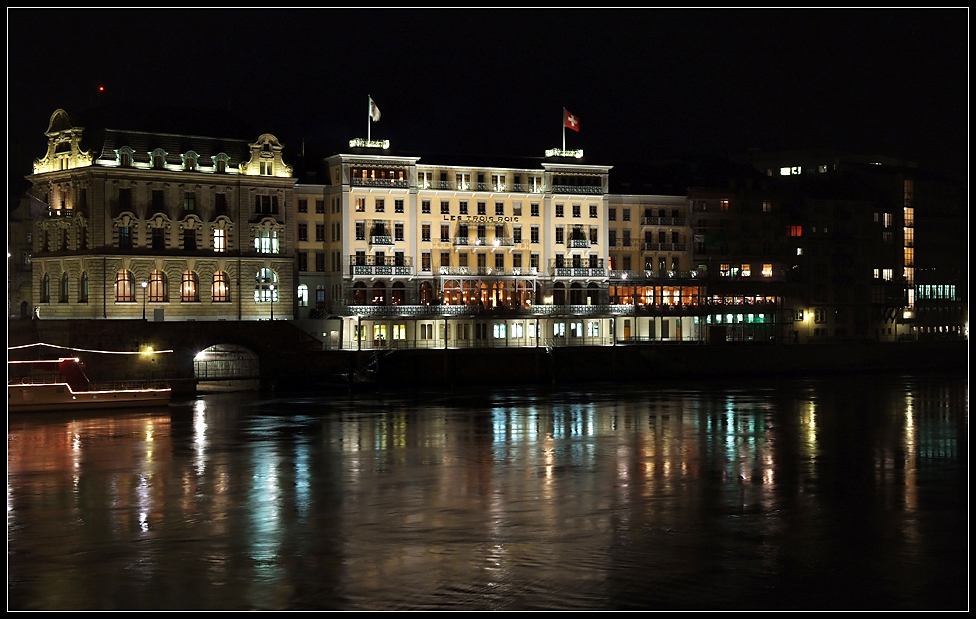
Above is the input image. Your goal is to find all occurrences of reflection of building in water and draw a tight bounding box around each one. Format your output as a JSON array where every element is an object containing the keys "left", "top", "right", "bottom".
[{"left": 7, "top": 414, "right": 172, "bottom": 535}]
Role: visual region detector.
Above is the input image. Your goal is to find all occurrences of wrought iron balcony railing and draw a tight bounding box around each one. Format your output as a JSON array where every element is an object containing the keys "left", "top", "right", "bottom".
[{"left": 551, "top": 184, "right": 603, "bottom": 194}]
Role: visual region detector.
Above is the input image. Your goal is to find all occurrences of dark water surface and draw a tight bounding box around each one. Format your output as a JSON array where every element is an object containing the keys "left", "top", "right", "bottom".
[{"left": 8, "top": 374, "right": 968, "bottom": 610}]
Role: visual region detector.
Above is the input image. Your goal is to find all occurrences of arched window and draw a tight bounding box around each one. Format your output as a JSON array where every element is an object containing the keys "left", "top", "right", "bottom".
[
  {"left": 353, "top": 282, "right": 367, "bottom": 305},
  {"left": 372, "top": 282, "right": 386, "bottom": 306},
  {"left": 297, "top": 284, "right": 309, "bottom": 307},
  {"left": 115, "top": 270, "right": 134, "bottom": 302},
  {"left": 392, "top": 282, "right": 405, "bottom": 305},
  {"left": 79, "top": 272, "right": 89, "bottom": 303},
  {"left": 419, "top": 281, "right": 434, "bottom": 306},
  {"left": 181, "top": 270, "right": 199, "bottom": 302},
  {"left": 41, "top": 273, "right": 51, "bottom": 303},
  {"left": 59, "top": 272, "right": 69, "bottom": 303},
  {"left": 254, "top": 269, "right": 278, "bottom": 302},
  {"left": 586, "top": 283, "right": 600, "bottom": 305},
  {"left": 570, "top": 282, "right": 584, "bottom": 305},
  {"left": 148, "top": 270, "right": 167, "bottom": 302},
  {"left": 212, "top": 271, "right": 230, "bottom": 302},
  {"left": 553, "top": 282, "right": 566, "bottom": 306}
]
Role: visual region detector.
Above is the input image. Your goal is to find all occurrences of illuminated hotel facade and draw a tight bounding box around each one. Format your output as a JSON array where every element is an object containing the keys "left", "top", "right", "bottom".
[
  {"left": 24, "top": 109, "right": 959, "bottom": 347},
  {"left": 291, "top": 152, "right": 759, "bottom": 349}
]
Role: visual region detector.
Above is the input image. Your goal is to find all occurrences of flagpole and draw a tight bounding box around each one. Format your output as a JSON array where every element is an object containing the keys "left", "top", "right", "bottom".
[
  {"left": 368, "top": 96, "right": 371, "bottom": 142},
  {"left": 562, "top": 107, "right": 566, "bottom": 151}
]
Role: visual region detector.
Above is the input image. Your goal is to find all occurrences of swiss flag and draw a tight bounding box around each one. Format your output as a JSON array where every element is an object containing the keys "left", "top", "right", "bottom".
[{"left": 564, "top": 109, "right": 580, "bottom": 132}]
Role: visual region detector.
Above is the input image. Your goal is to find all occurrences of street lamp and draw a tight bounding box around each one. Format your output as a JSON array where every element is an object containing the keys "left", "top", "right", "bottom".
[
  {"left": 141, "top": 281, "right": 148, "bottom": 320},
  {"left": 269, "top": 284, "right": 275, "bottom": 321}
]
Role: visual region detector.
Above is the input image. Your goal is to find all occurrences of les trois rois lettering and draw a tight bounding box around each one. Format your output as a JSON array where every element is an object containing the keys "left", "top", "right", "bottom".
[{"left": 444, "top": 215, "right": 520, "bottom": 223}]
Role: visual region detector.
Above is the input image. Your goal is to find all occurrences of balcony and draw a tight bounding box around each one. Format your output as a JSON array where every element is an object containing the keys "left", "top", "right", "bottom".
[
  {"left": 608, "top": 269, "right": 704, "bottom": 281},
  {"left": 351, "top": 264, "right": 415, "bottom": 276},
  {"left": 569, "top": 238, "right": 591, "bottom": 248},
  {"left": 431, "top": 180, "right": 453, "bottom": 190},
  {"left": 642, "top": 242, "right": 659, "bottom": 251},
  {"left": 641, "top": 216, "right": 660, "bottom": 226},
  {"left": 453, "top": 237, "right": 470, "bottom": 246},
  {"left": 349, "top": 255, "right": 414, "bottom": 277},
  {"left": 551, "top": 184, "right": 604, "bottom": 194},
  {"left": 369, "top": 235, "right": 393, "bottom": 245},
  {"left": 437, "top": 266, "right": 539, "bottom": 277},
  {"left": 352, "top": 178, "right": 409, "bottom": 189},
  {"left": 551, "top": 264, "right": 607, "bottom": 278}
]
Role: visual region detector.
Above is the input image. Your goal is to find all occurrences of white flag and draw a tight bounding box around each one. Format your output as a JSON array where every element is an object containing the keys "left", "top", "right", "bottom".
[{"left": 369, "top": 98, "right": 381, "bottom": 122}]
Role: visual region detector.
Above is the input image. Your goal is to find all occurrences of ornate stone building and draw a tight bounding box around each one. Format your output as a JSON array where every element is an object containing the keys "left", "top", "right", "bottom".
[{"left": 27, "top": 109, "right": 297, "bottom": 322}]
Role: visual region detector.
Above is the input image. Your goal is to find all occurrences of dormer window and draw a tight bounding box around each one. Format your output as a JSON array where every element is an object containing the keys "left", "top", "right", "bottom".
[
  {"left": 117, "top": 146, "right": 135, "bottom": 168},
  {"left": 212, "top": 152, "right": 230, "bottom": 174},
  {"left": 260, "top": 162, "right": 273, "bottom": 175},
  {"left": 183, "top": 151, "right": 200, "bottom": 171},
  {"left": 150, "top": 148, "right": 168, "bottom": 170}
]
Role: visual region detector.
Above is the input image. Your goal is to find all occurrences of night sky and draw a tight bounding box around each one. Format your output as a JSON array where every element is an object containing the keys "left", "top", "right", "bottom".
[{"left": 7, "top": 9, "right": 969, "bottom": 191}]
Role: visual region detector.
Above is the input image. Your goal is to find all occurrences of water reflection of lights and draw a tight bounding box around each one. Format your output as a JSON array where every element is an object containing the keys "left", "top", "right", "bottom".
[
  {"left": 137, "top": 475, "right": 150, "bottom": 532},
  {"left": 249, "top": 439, "right": 283, "bottom": 581},
  {"left": 194, "top": 400, "right": 207, "bottom": 475},
  {"left": 903, "top": 388, "right": 917, "bottom": 511}
]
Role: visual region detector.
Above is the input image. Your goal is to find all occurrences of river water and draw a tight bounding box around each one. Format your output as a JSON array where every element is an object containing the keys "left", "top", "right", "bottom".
[{"left": 7, "top": 373, "right": 968, "bottom": 610}]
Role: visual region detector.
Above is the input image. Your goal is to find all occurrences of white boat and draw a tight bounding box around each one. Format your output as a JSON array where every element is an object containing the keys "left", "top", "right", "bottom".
[{"left": 8, "top": 357, "right": 171, "bottom": 412}]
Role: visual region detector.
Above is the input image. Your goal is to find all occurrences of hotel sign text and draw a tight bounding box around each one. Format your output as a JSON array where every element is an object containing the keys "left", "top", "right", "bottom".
[{"left": 444, "top": 215, "right": 520, "bottom": 223}]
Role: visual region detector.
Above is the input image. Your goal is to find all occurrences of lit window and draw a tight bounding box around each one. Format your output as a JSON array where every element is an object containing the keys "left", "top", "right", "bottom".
[
  {"left": 148, "top": 270, "right": 167, "bottom": 302},
  {"left": 181, "top": 271, "right": 199, "bottom": 302},
  {"left": 254, "top": 269, "right": 278, "bottom": 302},
  {"left": 214, "top": 229, "right": 226, "bottom": 253},
  {"left": 298, "top": 285, "right": 308, "bottom": 307},
  {"left": 720, "top": 200, "right": 729, "bottom": 211},
  {"left": 393, "top": 324, "right": 406, "bottom": 340},
  {"left": 741, "top": 264, "right": 751, "bottom": 277},
  {"left": 254, "top": 230, "right": 279, "bottom": 254},
  {"left": 883, "top": 269, "right": 893, "bottom": 281},
  {"left": 212, "top": 272, "right": 230, "bottom": 302},
  {"left": 762, "top": 264, "right": 773, "bottom": 277},
  {"left": 114, "top": 270, "right": 134, "bottom": 302}
]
